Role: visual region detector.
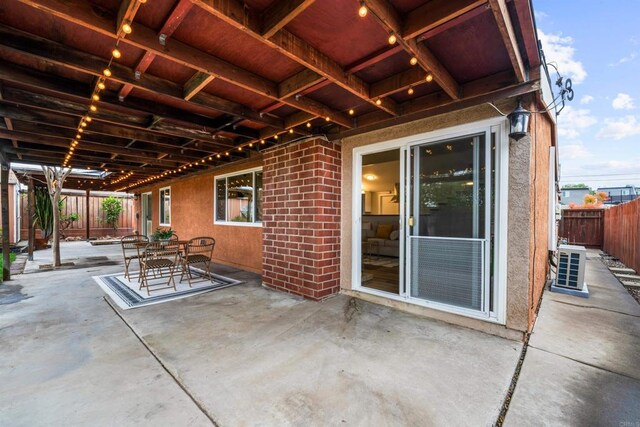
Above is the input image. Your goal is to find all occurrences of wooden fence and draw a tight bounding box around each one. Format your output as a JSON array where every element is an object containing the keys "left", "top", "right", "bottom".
[
  {"left": 603, "top": 198, "right": 640, "bottom": 273},
  {"left": 20, "top": 192, "right": 136, "bottom": 240},
  {"left": 558, "top": 208, "right": 604, "bottom": 248}
]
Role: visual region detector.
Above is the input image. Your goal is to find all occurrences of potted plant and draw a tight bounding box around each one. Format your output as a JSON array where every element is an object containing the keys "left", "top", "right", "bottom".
[
  {"left": 153, "top": 227, "right": 175, "bottom": 241},
  {"left": 33, "top": 187, "right": 53, "bottom": 250}
]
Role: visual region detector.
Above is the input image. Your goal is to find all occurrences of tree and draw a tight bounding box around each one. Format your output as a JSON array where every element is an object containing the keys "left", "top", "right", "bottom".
[
  {"left": 101, "top": 196, "right": 123, "bottom": 231},
  {"left": 41, "top": 166, "right": 72, "bottom": 267},
  {"left": 563, "top": 183, "right": 591, "bottom": 189}
]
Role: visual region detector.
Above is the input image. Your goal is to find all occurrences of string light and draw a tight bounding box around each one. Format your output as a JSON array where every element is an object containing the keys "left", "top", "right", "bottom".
[
  {"left": 90, "top": 105, "right": 97, "bottom": 112},
  {"left": 358, "top": 2, "right": 368, "bottom": 17},
  {"left": 85, "top": 116, "right": 92, "bottom": 122},
  {"left": 103, "top": 68, "right": 112, "bottom": 77},
  {"left": 260, "top": 139, "right": 265, "bottom": 144},
  {"left": 274, "top": 134, "right": 278, "bottom": 140},
  {"left": 348, "top": 109, "right": 355, "bottom": 115},
  {"left": 388, "top": 33, "right": 397, "bottom": 45},
  {"left": 97, "top": 81, "right": 106, "bottom": 90},
  {"left": 112, "top": 48, "right": 121, "bottom": 59},
  {"left": 410, "top": 57, "right": 418, "bottom": 66},
  {"left": 408, "top": 87, "right": 414, "bottom": 95},
  {"left": 325, "top": 116, "right": 331, "bottom": 122},
  {"left": 289, "top": 128, "right": 294, "bottom": 134},
  {"left": 375, "top": 99, "right": 382, "bottom": 106},
  {"left": 425, "top": 73, "right": 433, "bottom": 83},
  {"left": 306, "top": 122, "right": 311, "bottom": 128},
  {"left": 121, "top": 22, "right": 132, "bottom": 35}
]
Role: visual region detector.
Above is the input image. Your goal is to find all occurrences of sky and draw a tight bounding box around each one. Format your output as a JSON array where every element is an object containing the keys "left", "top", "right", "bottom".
[{"left": 533, "top": 0, "right": 640, "bottom": 190}]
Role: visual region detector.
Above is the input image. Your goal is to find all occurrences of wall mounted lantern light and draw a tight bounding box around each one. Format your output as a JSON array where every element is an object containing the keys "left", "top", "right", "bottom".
[{"left": 507, "top": 98, "right": 531, "bottom": 141}]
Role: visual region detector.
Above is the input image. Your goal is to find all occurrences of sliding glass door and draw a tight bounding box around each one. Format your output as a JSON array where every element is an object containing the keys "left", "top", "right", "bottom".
[{"left": 405, "top": 132, "right": 493, "bottom": 315}]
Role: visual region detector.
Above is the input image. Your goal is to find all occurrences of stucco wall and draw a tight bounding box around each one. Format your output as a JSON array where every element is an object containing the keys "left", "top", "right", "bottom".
[
  {"left": 137, "top": 158, "right": 263, "bottom": 273},
  {"left": 339, "top": 97, "right": 547, "bottom": 338},
  {"left": 528, "top": 108, "right": 554, "bottom": 329}
]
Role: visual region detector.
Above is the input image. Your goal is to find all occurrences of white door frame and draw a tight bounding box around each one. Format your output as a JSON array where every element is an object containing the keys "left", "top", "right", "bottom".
[
  {"left": 351, "top": 117, "right": 509, "bottom": 324},
  {"left": 141, "top": 192, "right": 152, "bottom": 237}
]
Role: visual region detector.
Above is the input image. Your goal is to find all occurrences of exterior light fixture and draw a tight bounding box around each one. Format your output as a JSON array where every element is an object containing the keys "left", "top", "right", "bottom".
[
  {"left": 507, "top": 98, "right": 531, "bottom": 141},
  {"left": 358, "top": 2, "right": 368, "bottom": 17}
]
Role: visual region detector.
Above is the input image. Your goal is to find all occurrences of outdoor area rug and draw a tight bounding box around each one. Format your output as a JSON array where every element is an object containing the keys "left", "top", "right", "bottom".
[{"left": 93, "top": 268, "right": 243, "bottom": 310}]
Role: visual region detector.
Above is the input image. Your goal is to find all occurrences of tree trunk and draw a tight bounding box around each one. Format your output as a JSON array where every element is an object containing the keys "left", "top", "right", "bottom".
[
  {"left": 41, "top": 166, "right": 71, "bottom": 268},
  {"left": 52, "top": 190, "right": 61, "bottom": 267}
]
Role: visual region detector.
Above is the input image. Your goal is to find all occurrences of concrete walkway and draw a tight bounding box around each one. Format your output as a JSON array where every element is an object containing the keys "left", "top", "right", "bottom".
[
  {"left": 505, "top": 251, "right": 640, "bottom": 426},
  {"left": 1, "top": 242, "right": 523, "bottom": 426}
]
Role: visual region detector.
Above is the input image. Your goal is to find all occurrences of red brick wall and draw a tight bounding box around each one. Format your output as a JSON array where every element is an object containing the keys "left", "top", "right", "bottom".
[{"left": 262, "top": 137, "right": 341, "bottom": 300}]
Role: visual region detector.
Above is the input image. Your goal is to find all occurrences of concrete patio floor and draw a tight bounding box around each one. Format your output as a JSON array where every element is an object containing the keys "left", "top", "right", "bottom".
[
  {"left": 504, "top": 251, "right": 640, "bottom": 426},
  {"left": 0, "top": 242, "right": 523, "bottom": 426}
]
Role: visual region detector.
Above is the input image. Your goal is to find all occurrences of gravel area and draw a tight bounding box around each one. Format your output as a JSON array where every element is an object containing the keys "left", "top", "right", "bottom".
[{"left": 600, "top": 253, "right": 640, "bottom": 305}]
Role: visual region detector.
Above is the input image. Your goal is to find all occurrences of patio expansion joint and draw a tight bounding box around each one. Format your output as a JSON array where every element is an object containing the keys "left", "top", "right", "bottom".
[
  {"left": 103, "top": 296, "right": 220, "bottom": 427},
  {"left": 549, "top": 299, "right": 640, "bottom": 318},
  {"left": 526, "top": 344, "right": 640, "bottom": 382}
]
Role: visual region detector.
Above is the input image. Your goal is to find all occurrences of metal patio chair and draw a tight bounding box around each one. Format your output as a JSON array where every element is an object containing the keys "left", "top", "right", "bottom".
[
  {"left": 121, "top": 234, "right": 149, "bottom": 280},
  {"left": 180, "top": 237, "right": 216, "bottom": 287},
  {"left": 139, "top": 240, "right": 180, "bottom": 295}
]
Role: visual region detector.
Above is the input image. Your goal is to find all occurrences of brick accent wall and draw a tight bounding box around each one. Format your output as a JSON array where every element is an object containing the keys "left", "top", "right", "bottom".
[{"left": 262, "top": 137, "right": 341, "bottom": 300}]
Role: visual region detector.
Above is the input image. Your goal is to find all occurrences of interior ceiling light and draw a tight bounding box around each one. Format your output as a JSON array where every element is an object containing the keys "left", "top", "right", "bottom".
[
  {"left": 410, "top": 57, "right": 418, "bottom": 66},
  {"left": 364, "top": 174, "right": 377, "bottom": 181},
  {"left": 358, "top": 2, "right": 368, "bottom": 17},
  {"left": 388, "top": 33, "right": 397, "bottom": 45}
]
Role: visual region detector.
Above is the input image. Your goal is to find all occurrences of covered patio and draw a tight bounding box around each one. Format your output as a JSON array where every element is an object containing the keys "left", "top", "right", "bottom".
[{"left": 1, "top": 241, "right": 522, "bottom": 425}]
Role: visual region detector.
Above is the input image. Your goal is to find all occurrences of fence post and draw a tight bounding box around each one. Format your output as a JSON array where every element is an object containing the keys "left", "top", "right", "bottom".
[
  {"left": 27, "top": 177, "right": 34, "bottom": 261},
  {"left": 1, "top": 162, "right": 10, "bottom": 281}
]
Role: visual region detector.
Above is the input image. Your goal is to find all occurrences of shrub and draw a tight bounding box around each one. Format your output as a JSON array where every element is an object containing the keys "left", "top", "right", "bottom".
[{"left": 101, "top": 196, "right": 123, "bottom": 231}]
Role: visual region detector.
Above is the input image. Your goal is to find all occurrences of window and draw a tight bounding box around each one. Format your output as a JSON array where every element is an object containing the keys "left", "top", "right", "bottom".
[
  {"left": 159, "top": 187, "right": 171, "bottom": 226},
  {"left": 563, "top": 190, "right": 571, "bottom": 197},
  {"left": 215, "top": 168, "right": 263, "bottom": 225}
]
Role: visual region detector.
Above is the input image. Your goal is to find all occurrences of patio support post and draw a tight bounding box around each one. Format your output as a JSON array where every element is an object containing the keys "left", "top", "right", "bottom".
[
  {"left": 85, "top": 189, "right": 90, "bottom": 241},
  {"left": 1, "top": 160, "right": 10, "bottom": 281},
  {"left": 27, "top": 176, "right": 34, "bottom": 261}
]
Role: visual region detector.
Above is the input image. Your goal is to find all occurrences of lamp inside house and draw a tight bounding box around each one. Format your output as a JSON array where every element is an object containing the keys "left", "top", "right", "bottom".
[{"left": 507, "top": 98, "right": 531, "bottom": 141}]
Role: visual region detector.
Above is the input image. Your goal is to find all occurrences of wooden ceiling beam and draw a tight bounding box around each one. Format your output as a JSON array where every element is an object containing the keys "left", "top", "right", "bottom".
[
  {"left": 370, "top": 67, "right": 428, "bottom": 99},
  {"left": 415, "top": 3, "right": 487, "bottom": 42},
  {"left": 343, "top": 70, "right": 533, "bottom": 137},
  {"left": 119, "top": 0, "right": 195, "bottom": 99},
  {"left": 0, "top": 103, "right": 197, "bottom": 149},
  {"left": 488, "top": 0, "right": 526, "bottom": 82},
  {"left": 403, "top": 0, "right": 488, "bottom": 40},
  {"left": 0, "top": 128, "right": 189, "bottom": 166},
  {"left": 0, "top": 62, "right": 254, "bottom": 140},
  {"left": 192, "top": 0, "right": 398, "bottom": 116},
  {"left": 0, "top": 85, "right": 21, "bottom": 160},
  {"left": 364, "top": 0, "right": 461, "bottom": 100},
  {"left": 0, "top": 24, "right": 283, "bottom": 129},
  {"left": 1, "top": 86, "right": 238, "bottom": 149},
  {"left": 183, "top": 72, "right": 216, "bottom": 101},
  {"left": 16, "top": 0, "right": 351, "bottom": 128},
  {"left": 262, "top": 0, "right": 316, "bottom": 39},
  {"left": 512, "top": 0, "right": 540, "bottom": 68}
]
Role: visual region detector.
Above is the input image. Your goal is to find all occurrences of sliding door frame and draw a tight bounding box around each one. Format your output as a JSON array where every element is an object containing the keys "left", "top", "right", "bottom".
[{"left": 351, "top": 117, "right": 509, "bottom": 324}]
